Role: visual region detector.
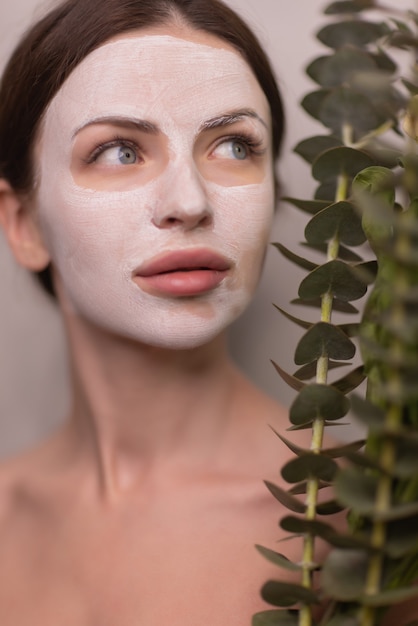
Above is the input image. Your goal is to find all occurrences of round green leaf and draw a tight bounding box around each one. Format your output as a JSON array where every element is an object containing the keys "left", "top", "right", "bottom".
[
  {"left": 289, "top": 384, "right": 350, "bottom": 425},
  {"left": 261, "top": 581, "right": 319, "bottom": 607},
  {"left": 334, "top": 468, "right": 378, "bottom": 513},
  {"left": 315, "top": 180, "right": 337, "bottom": 201},
  {"left": 305, "top": 201, "right": 366, "bottom": 246},
  {"left": 301, "top": 89, "right": 330, "bottom": 121},
  {"left": 348, "top": 71, "right": 405, "bottom": 118},
  {"left": 280, "top": 515, "right": 334, "bottom": 538},
  {"left": 312, "top": 147, "right": 375, "bottom": 182},
  {"left": 295, "top": 322, "right": 355, "bottom": 365},
  {"left": 299, "top": 260, "right": 368, "bottom": 302},
  {"left": 294, "top": 135, "right": 342, "bottom": 164},
  {"left": 317, "top": 20, "right": 390, "bottom": 49},
  {"left": 307, "top": 49, "right": 376, "bottom": 88},
  {"left": 322, "top": 549, "right": 369, "bottom": 600},
  {"left": 320, "top": 87, "right": 383, "bottom": 134},
  {"left": 324, "top": 0, "right": 374, "bottom": 14},
  {"left": 252, "top": 610, "right": 299, "bottom": 626},
  {"left": 281, "top": 454, "right": 338, "bottom": 483}
]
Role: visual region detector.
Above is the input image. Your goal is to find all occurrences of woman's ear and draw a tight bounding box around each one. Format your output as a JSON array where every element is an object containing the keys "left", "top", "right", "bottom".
[{"left": 0, "top": 178, "right": 50, "bottom": 271}]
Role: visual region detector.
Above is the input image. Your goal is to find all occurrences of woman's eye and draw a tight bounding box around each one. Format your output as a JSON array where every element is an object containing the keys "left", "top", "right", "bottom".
[
  {"left": 212, "top": 139, "right": 249, "bottom": 161},
  {"left": 94, "top": 144, "right": 139, "bottom": 166}
]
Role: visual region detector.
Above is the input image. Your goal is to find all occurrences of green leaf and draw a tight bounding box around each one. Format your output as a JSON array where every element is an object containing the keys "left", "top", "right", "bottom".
[
  {"left": 322, "top": 439, "right": 365, "bottom": 458},
  {"left": 320, "top": 87, "right": 383, "bottom": 134},
  {"left": 281, "top": 197, "right": 330, "bottom": 215},
  {"left": 295, "top": 322, "right": 356, "bottom": 365},
  {"left": 352, "top": 260, "right": 378, "bottom": 285},
  {"left": 270, "top": 430, "right": 308, "bottom": 457},
  {"left": 317, "top": 20, "right": 390, "bottom": 49},
  {"left": 252, "top": 609, "right": 299, "bottom": 626},
  {"left": 281, "top": 454, "right": 338, "bottom": 483},
  {"left": 264, "top": 480, "right": 306, "bottom": 513},
  {"left": 301, "top": 89, "right": 330, "bottom": 122},
  {"left": 322, "top": 549, "right": 368, "bottom": 600},
  {"left": 271, "top": 361, "right": 306, "bottom": 392},
  {"left": 272, "top": 243, "right": 318, "bottom": 272},
  {"left": 374, "top": 502, "right": 418, "bottom": 523},
  {"left": 386, "top": 516, "right": 418, "bottom": 558},
  {"left": 294, "top": 135, "right": 342, "bottom": 163},
  {"left": 280, "top": 516, "right": 334, "bottom": 537},
  {"left": 332, "top": 365, "right": 366, "bottom": 394},
  {"left": 348, "top": 71, "right": 405, "bottom": 119},
  {"left": 289, "top": 384, "right": 350, "bottom": 425},
  {"left": 338, "top": 322, "right": 360, "bottom": 337},
  {"left": 288, "top": 480, "right": 330, "bottom": 495},
  {"left": 371, "top": 48, "right": 397, "bottom": 73},
  {"left": 361, "top": 586, "right": 418, "bottom": 607},
  {"left": 256, "top": 545, "right": 302, "bottom": 572},
  {"left": 353, "top": 164, "right": 396, "bottom": 198},
  {"left": 315, "top": 180, "right": 337, "bottom": 201},
  {"left": 299, "top": 261, "right": 367, "bottom": 302},
  {"left": 294, "top": 360, "right": 348, "bottom": 381},
  {"left": 350, "top": 394, "right": 386, "bottom": 431},
  {"left": 402, "top": 78, "right": 418, "bottom": 95},
  {"left": 273, "top": 306, "right": 313, "bottom": 330},
  {"left": 307, "top": 49, "right": 376, "bottom": 89},
  {"left": 335, "top": 468, "right": 378, "bottom": 513},
  {"left": 324, "top": 0, "right": 375, "bottom": 14},
  {"left": 291, "top": 297, "right": 359, "bottom": 314},
  {"left": 312, "top": 147, "right": 375, "bottom": 183},
  {"left": 302, "top": 242, "right": 364, "bottom": 262},
  {"left": 305, "top": 201, "right": 366, "bottom": 246},
  {"left": 393, "top": 439, "right": 418, "bottom": 478},
  {"left": 316, "top": 500, "right": 346, "bottom": 515},
  {"left": 261, "top": 581, "right": 319, "bottom": 607}
]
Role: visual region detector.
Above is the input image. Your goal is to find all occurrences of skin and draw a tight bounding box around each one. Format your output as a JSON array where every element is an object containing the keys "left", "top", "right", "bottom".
[{"left": 0, "top": 20, "right": 411, "bottom": 626}]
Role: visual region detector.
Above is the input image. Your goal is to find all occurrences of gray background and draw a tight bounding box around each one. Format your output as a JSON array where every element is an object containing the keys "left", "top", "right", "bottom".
[{"left": 0, "top": 0, "right": 411, "bottom": 458}]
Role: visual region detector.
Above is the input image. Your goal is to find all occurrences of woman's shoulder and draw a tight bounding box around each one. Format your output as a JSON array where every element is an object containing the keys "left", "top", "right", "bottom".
[{"left": 0, "top": 432, "right": 68, "bottom": 524}]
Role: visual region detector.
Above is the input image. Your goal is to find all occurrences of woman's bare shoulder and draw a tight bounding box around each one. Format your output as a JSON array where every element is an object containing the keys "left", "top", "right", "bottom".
[{"left": 0, "top": 432, "right": 69, "bottom": 523}]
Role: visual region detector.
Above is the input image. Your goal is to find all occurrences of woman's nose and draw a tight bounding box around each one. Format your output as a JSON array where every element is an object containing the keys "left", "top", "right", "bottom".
[{"left": 152, "top": 161, "right": 213, "bottom": 230}]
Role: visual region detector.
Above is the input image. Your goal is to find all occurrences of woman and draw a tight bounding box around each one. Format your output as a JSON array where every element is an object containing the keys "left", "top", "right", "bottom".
[{"left": 0, "top": 0, "right": 328, "bottom": 624}]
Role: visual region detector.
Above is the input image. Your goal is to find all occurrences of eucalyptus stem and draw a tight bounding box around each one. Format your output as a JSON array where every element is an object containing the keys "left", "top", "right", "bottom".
[
  {"left": 298, "top": 153, "right": 351, "bottom": 626},
  {"left": 360, "top": 289, "right": 406, "bottom": 625},
  {"left": 359, "top": 405, "right": 399, "bottom": 626}
]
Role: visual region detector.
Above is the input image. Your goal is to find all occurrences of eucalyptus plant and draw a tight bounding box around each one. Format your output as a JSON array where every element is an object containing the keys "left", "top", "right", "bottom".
[{"left": 252, "top": 2, "right": 418, "bottom": 625}]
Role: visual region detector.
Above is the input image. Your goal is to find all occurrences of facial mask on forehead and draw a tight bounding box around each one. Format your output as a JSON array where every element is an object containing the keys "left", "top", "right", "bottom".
[{"left": 36, "top": 34, "right": 275, "bottom": 349}]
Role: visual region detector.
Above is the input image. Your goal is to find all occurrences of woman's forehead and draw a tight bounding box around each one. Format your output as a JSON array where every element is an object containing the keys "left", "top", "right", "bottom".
[{"left": 43, "top": 34, "right": 270, "bottom": 135}]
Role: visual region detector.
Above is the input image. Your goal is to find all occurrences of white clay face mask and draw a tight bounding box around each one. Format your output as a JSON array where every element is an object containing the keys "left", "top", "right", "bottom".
[{"left": 36, "top": 33, "right": 275, "bottom": 349}]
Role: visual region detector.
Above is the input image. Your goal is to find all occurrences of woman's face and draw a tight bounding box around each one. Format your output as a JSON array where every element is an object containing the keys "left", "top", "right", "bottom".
[{"left": 34, "top": 28, "right": 275, "bottom": 349}]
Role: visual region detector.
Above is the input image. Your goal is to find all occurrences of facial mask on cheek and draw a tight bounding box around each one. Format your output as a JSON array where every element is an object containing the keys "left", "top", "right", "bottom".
[{"left": 36, "top": 34, "right": 275, "bottom": 349}]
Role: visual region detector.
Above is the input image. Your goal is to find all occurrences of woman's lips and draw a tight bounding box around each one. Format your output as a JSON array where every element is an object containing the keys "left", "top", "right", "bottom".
[{"left": 133, "top": 249, "right": 231, "bottom": 297}]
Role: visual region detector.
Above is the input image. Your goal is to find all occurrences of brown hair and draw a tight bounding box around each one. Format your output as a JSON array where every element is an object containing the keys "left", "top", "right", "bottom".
[{"left": 0, "top": 0, "right": 284, "bottom": 295}]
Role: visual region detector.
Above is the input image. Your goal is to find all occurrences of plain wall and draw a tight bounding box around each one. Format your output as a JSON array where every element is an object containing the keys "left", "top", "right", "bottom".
[{"left": 0, "top": 0, "right": 411, "bottom": 458}]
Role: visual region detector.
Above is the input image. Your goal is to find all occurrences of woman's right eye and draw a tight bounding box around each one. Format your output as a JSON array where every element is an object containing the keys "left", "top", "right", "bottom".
[{"left": 90, "top": 142, "right": 140, "bottom": 166}]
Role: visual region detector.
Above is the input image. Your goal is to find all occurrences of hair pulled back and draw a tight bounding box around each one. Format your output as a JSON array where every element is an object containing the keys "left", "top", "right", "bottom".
[{"left": 0, "top": 0, "right": 284, "bottom": 294}]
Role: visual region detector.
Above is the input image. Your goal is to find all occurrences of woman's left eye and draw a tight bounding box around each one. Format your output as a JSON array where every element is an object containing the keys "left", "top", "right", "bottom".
[
  {"left": 91, "top": 142, "right": 139, "bottom": 165},
  {"left": 212, "top": 139, "right": 250, "bottom": 161}
]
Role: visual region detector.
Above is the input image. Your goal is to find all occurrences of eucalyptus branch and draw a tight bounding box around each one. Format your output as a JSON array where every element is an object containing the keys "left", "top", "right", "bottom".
[{"left": 252, "top": 3, "right": 418, "bottom": 626}]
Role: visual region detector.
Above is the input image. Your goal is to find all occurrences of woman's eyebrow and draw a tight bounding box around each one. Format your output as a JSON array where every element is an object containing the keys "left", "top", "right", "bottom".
[
  {"left": 199, "top": 109, "right": 268, "bottom": 132},
  {"left": 72, "top": 116, "right": 159, "bottom": 139}
]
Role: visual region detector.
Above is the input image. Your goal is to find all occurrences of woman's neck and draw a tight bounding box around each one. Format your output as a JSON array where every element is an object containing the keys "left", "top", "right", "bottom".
[{"left": 61, "top": 312, "right": 240, "bottom": 500}]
